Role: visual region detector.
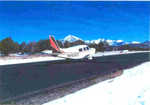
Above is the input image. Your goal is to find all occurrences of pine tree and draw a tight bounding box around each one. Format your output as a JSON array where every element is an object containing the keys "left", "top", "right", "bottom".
[
  {"left": 0, "top": 37, "right": 19, "bottom": 56},
  {"left": 19, "top": 42, "right": 26, "bottom": 53}
]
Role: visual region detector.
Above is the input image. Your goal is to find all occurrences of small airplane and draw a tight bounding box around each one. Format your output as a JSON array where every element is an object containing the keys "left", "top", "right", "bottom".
[{"left": 49, "top": 35, "right": 96, "bottom": 60}]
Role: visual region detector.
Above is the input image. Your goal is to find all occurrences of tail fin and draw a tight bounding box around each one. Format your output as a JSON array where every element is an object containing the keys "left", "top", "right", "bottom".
[{"left": 49, "top": 35, "right": 61, "bottom": 52}]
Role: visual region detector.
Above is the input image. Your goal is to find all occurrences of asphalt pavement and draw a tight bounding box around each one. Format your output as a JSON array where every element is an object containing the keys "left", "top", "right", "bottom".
[{"left": 0, "top": 52, "right": 149, "bottom": 103}]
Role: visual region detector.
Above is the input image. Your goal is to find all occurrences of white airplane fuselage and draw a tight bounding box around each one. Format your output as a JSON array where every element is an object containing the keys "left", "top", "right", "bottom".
[{"left": 58, "top": 45, "right": 96, "bottom": 59}]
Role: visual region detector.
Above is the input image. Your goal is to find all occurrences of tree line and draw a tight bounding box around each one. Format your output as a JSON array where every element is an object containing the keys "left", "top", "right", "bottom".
[
  {"left": 0, "top": 37, "right": 149, "bottom": 56},
  {"left": 0, "top": 37, "right": 52, "bottom": 56}
]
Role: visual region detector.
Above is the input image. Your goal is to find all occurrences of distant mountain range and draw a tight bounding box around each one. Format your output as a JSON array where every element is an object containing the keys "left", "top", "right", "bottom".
[
  {"left": 61, "top": 35, "right": 148, "bottom": 46},
  {"left": 63, "top": 35, "right": 82, "bottom": 42}
]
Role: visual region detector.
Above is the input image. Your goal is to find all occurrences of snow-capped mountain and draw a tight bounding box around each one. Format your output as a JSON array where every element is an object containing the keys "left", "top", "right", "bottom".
[
  {"left": 62, "top": 35, "right": 144, "bottom": 46},
  {"left": 85, "top": 39, "right": 126, "bottom": 46},
  {"left": 106, "top": 40, "right": 114, "bottom": 45},
  {"left": 85, "top": 38, "right": 105, "bottom": 44},
  {"left": 143, "top": 41, "right": 150, "bottom": 46},
  {"left": 112, "top": 40, "right": 126, "bottom": 46},
  {"left": 131, "top": 41, "right": 140, "bottom": 44},
  {"left": 63, "top": 35, "right": 82, "bottom": 42}
]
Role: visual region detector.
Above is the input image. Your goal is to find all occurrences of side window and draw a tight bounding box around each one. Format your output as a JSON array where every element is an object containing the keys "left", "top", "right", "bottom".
[
  {"left": 86, "top": 47, "right": 89, "bottom": 50},
  {"left": 79, "top": 48, "right": 82, "bottom": 52},
  {"left": 84, "top": 47, "right": 86, "bottom": 51}
]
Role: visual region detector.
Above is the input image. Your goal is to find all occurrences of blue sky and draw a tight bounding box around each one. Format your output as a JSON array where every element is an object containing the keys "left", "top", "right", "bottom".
[{"left": 0, "top": 1, "right": 149, "bottom": 43}]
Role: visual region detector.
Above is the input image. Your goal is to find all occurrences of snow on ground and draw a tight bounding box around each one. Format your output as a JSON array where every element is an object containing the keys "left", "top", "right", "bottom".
[
  {"left": 0, "top": 51, "right": 149, "bottom": 65},
  {"left": 43, "top": 62, "right": 150, "bottom": 105},
  {"left": 0, "top": 56, "right": 64, "bottom": 65},
  {"left": 93, "top": 50, "right": 150, "bottom": 57}
]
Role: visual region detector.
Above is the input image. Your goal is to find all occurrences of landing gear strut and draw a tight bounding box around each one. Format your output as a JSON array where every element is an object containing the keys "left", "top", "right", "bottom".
[{"left": 88, "top": 55, "right": 93, "bottom": 60}]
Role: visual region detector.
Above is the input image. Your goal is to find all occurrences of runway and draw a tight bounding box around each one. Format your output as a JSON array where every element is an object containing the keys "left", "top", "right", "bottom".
[{"left": 0, "top": 52, "right": 149, "bottom": 103}]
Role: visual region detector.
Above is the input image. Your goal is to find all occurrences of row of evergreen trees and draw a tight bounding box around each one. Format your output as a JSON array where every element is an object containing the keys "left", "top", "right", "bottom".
[
  {"left": 0, "top": 37, "right": 109, "bottom": 56},
  {"left": 0, "top": 37, "right": 51, "bottom": 56},
  {"left": 0, "top": 37, "right": 149, "bottom": 56}
]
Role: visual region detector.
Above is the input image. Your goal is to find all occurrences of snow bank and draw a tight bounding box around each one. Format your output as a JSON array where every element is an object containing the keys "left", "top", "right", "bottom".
[
  {"left": 43, "top": 62, "right": 150, "bottom": 105},
  {"left": 94, "top": 50, "right": 150, "bottom": 57},
  {"left": 0, "top": 56, "right": 64, "bottom": 65}
]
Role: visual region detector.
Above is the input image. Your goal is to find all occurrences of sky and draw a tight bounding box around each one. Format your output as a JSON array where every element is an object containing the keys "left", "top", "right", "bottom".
[{"left": 0, "top": 1, "right": 150, "bottom": 43}]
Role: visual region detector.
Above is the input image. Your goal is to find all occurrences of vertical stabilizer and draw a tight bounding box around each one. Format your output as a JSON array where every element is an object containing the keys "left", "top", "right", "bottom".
[{"left": 49, "top": 35, "right": 61, "bottom": 52}]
